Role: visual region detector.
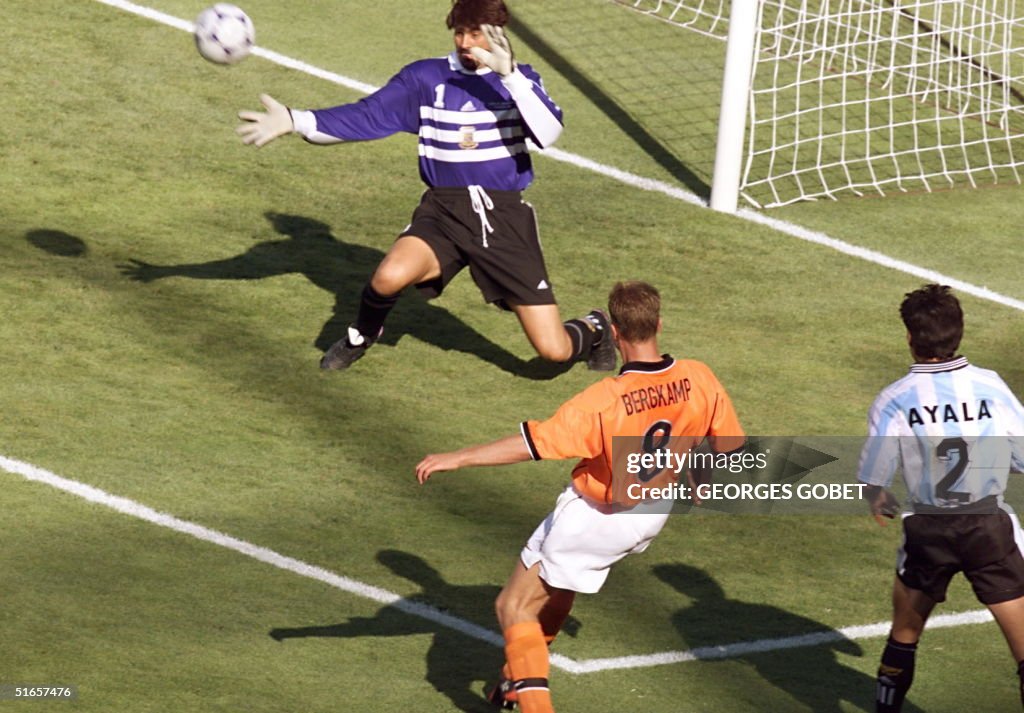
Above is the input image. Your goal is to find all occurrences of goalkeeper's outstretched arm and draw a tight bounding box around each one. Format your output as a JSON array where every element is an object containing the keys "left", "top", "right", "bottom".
[{"left": 237, "top": 68, "right": 420, "bottom": 148}]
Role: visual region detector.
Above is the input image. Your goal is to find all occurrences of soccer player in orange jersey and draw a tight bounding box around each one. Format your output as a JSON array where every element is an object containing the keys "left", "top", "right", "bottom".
[{"left": 416, "top": 281, "right": 746, "bottom": 712}]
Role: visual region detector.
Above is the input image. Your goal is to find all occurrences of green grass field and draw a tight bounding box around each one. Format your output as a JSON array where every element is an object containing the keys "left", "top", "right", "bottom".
[{"left": 3, "top": 1, "right": 1024, "bottom": 711}]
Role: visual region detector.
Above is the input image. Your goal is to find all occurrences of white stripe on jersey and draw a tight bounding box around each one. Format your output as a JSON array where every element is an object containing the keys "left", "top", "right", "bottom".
[
  {"left": 418, "top": 143, "right": 529, "bottom": 163},
  {"left": 418, "top": 125, "right": 524, "bottom": 144},
  {"left": 419, "top": 105, "right": 519, "bottom": 126},
  {"left": 857, "top": 358, "right": 1024, "bottom": 508}
]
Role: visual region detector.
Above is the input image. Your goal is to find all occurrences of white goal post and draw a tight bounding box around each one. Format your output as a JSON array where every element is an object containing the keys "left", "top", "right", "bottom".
[{"left": 613, "top": 0, "right": 1024, "bottom": 211}]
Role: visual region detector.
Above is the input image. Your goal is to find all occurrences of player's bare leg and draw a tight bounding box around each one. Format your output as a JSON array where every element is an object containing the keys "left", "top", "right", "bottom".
[
  {"left": 986, "top": 595, "right": 1024, "bottom": 709},
  {"left": 490, "top": 560, "right": 561, "bottom": 712},
  {"left": 511, "top": 304, "right": 572, "bottom": 362},
  {"left": 989, "top": 596, "right": 1024, "bottom": 660},
  {"left": 538, "top": 589, "right": 576, "bottom": 642},
  {"left": 496, "top": 559, "right": 557, "bottom": 629},
  {"left": 369, "top": 235, "right": 443, "bottom": 295},
  {"left": 321, "top": 235, "right": 441, "bottom": 370},
  {"left": 876, "top": 578, "right": 936, "bottom": 712},
  {"left": 510, "top": 303, "right": 615, "bottom": 371},
  {"left": 890, "top": 577, "right": 935, "bottom": 643},
  {"left": 487, "top": 563, "right": 573, "bottom": 709}
]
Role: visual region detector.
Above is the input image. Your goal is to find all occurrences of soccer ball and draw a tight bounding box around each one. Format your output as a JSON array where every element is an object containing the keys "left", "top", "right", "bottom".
[{"left": 193, "top": 4, "right": 254, "bottom": 65}]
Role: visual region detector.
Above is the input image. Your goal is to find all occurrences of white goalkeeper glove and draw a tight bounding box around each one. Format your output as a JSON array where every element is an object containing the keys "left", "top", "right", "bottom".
[
  {"left": 236, "top": 94, "right": 294, "bottom": 147},
  {"left": 470, "top": 24, "right": 515, "bottom": 77}
]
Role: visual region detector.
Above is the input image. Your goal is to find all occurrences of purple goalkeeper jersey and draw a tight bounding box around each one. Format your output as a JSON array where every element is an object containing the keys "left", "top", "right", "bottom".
[{"left": 301, "top": 53, "right": 563, "bottom": 192}]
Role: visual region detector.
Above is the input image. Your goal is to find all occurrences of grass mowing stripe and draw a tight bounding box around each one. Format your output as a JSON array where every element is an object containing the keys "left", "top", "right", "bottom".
[
  {"left": 90, "top": 0, "right": 1024, "bottom": 315},
  {"left": 1, "top": 453, "right": 995, "bottom": 674}
]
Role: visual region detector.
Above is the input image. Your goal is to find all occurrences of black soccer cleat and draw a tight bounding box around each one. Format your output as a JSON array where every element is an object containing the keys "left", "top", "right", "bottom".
[
  {"left": 485, "top": 677, "right": 517, "bottom": 710},
  {"left": 319, "top": 326, "right": 382, "bottom": 370},
  {"left": 585, "top": 309, "right": 616, "bottom": 372}
]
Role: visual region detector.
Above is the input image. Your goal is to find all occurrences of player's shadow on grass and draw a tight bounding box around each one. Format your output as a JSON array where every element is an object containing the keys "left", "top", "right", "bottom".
[
  {"left": 654, "top": 563, "right": 924, "bottom": 713},
  {"left": 268, "top": 550, "right": 579, "bottom": 712},
  {"left": 117, "top": 212, "right": 571, "bottom": 379}
]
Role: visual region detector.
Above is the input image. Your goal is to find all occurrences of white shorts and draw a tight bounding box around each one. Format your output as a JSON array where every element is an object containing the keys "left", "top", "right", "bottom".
[{"left": 520, "top": 485, "right": 671, "bottom": 594}]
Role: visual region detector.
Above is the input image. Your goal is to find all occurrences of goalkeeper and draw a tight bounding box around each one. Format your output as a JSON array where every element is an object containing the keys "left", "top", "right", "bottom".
[{"left": 237, "top": 0, "right": 614, "bottom": 373}]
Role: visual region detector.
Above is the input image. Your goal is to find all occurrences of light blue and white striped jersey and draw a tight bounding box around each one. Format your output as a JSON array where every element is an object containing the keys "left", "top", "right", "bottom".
[
  {"left": 857, "top": 357, "right": 1024, "bottom": 508},
  {"left": 291, "top": 54, "right": 563, "bottom": 191}
]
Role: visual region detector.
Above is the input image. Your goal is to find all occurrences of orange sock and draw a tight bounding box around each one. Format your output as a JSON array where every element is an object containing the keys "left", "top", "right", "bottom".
[
  {"left": 498, "top": 608, "right": 565, "bottom": 704},
  {"left": 504, "top": 621, "right": 554, "bottom": 713},
  {"left": 497, "top": 635, "right": 554, "bottom": 706}
]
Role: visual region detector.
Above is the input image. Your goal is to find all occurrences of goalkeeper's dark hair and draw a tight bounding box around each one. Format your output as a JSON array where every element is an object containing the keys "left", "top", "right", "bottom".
[
  {"left": 609, "top": 281, "right": 660, "bottom": 343},
  {"left": 900, "top": 284, "right": 963, "bottom": 360},
  {"left": 446, "top": 0, "right": 510, "bottom": 29}
]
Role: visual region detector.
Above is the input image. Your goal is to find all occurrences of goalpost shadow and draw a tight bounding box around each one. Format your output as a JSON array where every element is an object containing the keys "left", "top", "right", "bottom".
[{"left": 508, "top": 16, "right": 711, "bottom": 199}]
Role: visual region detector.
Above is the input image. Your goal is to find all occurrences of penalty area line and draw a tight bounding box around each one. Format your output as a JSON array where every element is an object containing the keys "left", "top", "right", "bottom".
[
  {"left": 0, "top": 454, "right": 998, "bottom": 675},
  {"left": 92, "top": 0, "right": 1024, "bottom": 315}
]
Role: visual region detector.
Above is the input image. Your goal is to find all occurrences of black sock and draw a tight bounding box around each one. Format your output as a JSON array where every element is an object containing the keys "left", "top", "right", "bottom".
[
  {"left": 353, "top": 283, "right": 399, "bottom": 341},
  {"left": 1017, "top": 660, "right": 1024, "bottom": 710},
  {"left": 563, "top": 320, "right": 596, "bottom": 361},
  {"left": 563, "top": 311, "right": 605, "bottom": 362},
  {"left": 877, "top": 636, "right": 917, "bottom": 712}
]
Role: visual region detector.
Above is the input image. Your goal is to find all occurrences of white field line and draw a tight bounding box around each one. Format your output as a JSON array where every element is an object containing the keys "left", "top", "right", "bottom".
[
  {"left": 0, "top": 454, "right": 997, "bottom": 674},
  {"left": 94, "top": 0, "right": 1024, "bottom": 315},
  {"left": 568, "top": 610, "right": 995, "bottom": 673},
  {"left": 0, "top": 455, "right": 502, "bottom": 650}
]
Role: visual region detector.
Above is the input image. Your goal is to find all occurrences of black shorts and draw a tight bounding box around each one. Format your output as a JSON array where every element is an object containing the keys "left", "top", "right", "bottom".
[
  {"left": 399, "top": 187, "right": 556, "bottom": 311},
  {"left": 897, "top": 510, "right": 1024, "bottom": 605}
]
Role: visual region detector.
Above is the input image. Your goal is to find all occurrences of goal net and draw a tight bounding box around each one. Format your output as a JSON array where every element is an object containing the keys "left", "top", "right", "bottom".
[{"left": 612, "top": 0, "right": 1024, "bottom": 210}]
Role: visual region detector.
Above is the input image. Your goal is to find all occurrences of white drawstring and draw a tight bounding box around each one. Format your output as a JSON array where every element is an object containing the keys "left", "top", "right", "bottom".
[{"left": 468, "top": 185, "right": 495, "bottom": 248}]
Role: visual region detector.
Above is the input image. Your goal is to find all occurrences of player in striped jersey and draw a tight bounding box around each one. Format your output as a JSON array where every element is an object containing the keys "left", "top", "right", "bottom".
[
  {"left": 857, "top": 284, "right": 1024, "bottom": 712},
  {"left": 236, "top": 0, "right": 614, "bottom": 373},
  {"left": 416, "top": 281, "right": 745, "bottom": 712}
]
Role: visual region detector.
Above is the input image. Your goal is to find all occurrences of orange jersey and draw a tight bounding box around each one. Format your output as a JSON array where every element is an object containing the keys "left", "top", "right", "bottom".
[{"left": 521, "top": 356, "right": 745, "bottom": 504}]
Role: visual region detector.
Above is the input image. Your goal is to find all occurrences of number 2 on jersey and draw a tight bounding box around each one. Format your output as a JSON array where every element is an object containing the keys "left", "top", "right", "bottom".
[{"left": 935, "top": 437, "right": 970, "bottom": 503}]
